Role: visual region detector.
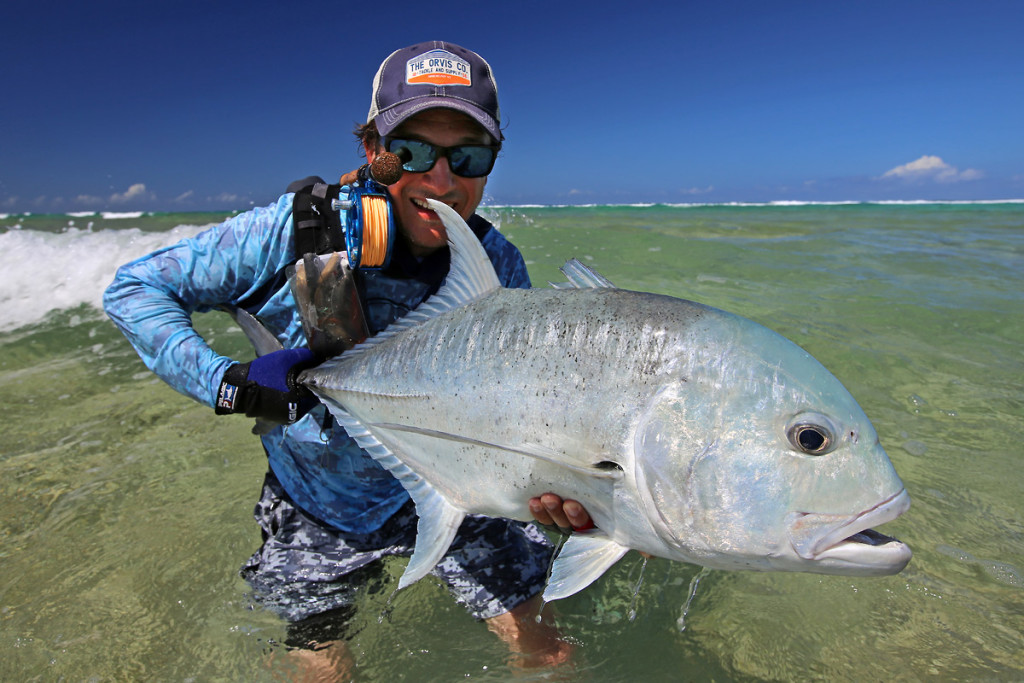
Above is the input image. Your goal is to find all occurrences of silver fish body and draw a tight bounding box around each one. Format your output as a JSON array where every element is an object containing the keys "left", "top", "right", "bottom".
[{"left": 301, "top": 200, "right": 911, "bottom": 601}]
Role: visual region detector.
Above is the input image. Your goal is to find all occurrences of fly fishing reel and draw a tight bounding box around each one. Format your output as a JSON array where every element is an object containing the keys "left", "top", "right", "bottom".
[
  {"left": 289, "top": 152, "right": 405, "bottom": 357},
  {"left": 333, "top": 152, "right": 405, "bottom": 269}
]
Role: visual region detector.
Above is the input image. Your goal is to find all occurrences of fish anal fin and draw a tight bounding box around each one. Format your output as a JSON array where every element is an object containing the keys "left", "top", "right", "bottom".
[
  {"left": 322, "top": 400, "right": 467, "bottom": 589},
  {"left": 542, "top": 532, "right": 630, "bottom": 602},
  {"left": 400, "top": 487, "right": 465, "bottom": 589}
]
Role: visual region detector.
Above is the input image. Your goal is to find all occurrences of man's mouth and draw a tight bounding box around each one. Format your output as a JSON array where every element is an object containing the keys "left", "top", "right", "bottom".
[{"left": 412, "top": 197, "right": 454, "bottom": 219}]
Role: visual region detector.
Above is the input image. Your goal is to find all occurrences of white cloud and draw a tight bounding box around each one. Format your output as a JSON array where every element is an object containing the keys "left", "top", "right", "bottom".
[
  {"left": 211, "top": 192, "right": 243, "bottom": 205},
  {"left": 880, "top": 156, "right": 983, "bottom": 183},
  {"left": 679, "top": 185, "right": 714, "bottom": 195},
  {"left": 110, "top": 183, "right": 152, "bottom": 203},
  {"left": 75, "top": 194, "right": 104, "bottom": 206},
  {"left": 173, "top": 190, "right": 195, "bottom": 203}
]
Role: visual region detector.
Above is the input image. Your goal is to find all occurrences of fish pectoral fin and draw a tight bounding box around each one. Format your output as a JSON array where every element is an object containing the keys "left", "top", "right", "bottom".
[
  {"left": 543, "top": 532, "right": 630, "bottom": 602},
  {"left": 401, "top": 489, "right": 465, "bottom": 590}
]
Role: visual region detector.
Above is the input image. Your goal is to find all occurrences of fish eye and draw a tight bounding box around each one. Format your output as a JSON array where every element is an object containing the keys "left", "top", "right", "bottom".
[{"left": 786, "top": 414, "right": 838, "bottom": 455}]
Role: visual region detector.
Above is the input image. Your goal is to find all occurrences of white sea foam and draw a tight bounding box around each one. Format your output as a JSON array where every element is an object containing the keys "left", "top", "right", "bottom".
[
  {"left": 0, "top": 223, "right": 210, "bottom": 332},
  {"left": 101, "top": 211, "right": 146, "bottom": 219},
  {"left": 490, "top": 198, "right": 1024, "bottom": 208},
  {"left": 871, "top": 198, "right": 1024, "bottom": 205}
]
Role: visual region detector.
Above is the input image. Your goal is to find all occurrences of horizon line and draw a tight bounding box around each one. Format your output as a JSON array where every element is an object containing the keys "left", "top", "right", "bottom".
[{"left": 4, "top": 198, "right": 1024, "bottom": 220}]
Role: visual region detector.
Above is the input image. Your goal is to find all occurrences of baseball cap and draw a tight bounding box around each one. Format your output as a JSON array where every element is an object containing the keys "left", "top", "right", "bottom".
[{"left": 367, "top": 41, "right": 502, "bottom": 142}]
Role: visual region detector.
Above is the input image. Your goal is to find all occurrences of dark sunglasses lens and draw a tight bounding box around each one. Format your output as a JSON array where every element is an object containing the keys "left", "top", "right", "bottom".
[
  {"left": 388, "top": 139, "right": 436, "bottom": 172},
  {"left": 386, "top": 139, "right": 496, "bottom": 178},
  {"left": 449, "top": 147, "right": 496, "bottom": 177}
]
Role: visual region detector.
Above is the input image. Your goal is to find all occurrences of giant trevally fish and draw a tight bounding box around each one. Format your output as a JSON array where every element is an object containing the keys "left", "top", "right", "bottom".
[{"left": 299, "top": 199, "right": 912, "bottom": 602}]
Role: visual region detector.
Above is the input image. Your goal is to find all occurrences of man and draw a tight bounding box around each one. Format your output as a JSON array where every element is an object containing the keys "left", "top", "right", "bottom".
[{"left": 104, "top": 41, "right": 590, "bottom": 666}]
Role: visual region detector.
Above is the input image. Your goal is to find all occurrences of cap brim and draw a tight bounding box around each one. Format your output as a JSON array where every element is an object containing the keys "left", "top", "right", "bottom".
[{"left": 375, "top": 97, "right": 502, "bottom": 142}]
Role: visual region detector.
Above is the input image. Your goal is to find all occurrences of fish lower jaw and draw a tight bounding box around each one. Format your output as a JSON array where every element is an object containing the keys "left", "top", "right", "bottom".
[
  {"left": 788, "top": 488, "right": 913, "bottom": 575},
  {"left": 810, "top": 533, "right": 913, "bottom": 576}
]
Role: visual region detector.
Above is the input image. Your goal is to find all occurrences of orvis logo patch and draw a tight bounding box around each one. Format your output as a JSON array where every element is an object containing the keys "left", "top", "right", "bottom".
[{"left": 406, "top": 49, "right": 472, "bottom": 86}]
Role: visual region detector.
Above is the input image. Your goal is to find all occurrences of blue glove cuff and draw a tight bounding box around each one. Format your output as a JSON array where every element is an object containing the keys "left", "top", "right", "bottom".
[
  {"left": 247, "top": 348, "right": 316, "bottom": 392},
  {"left": 215, "top": 348, "right": 317, "bottom": 423}
]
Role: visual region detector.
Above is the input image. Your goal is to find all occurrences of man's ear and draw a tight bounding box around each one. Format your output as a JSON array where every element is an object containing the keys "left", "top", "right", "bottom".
[{"left": 364, "top": 141, "right": 379, "bottom": 163}]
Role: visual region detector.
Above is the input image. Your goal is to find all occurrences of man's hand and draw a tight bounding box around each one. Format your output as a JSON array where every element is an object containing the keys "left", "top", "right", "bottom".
[
  {"left": 215, "top": 348, "right": 318, "bottom": 424},
  {"left": 529, "top": 493, "right": 594, "bottom": 532}
]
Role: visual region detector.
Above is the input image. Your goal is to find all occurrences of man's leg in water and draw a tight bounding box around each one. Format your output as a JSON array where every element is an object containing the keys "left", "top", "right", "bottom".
[
  {"left": 242, "top": 473, "right": 572, "bottom": 673},
  {"left": 484, "top": 595, "right": 572, "bottom": 668},
  {"left": 431, "top": 513, "right": 572, "bottom": 668}
]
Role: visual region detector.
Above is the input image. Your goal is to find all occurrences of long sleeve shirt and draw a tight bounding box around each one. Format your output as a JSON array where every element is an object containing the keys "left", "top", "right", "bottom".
[{"left": 104, "top": 193, "right": 530, "bottom": 532}]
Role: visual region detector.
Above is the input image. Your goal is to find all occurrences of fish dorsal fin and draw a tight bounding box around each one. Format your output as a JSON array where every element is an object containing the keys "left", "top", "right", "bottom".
[
  {"left": 342, "top": 199, "right": 502, "bottom": 357},
  {"left": 322, "top": 396, "right": 466, "bottom": 589},
  {"left": 549, "top": 259, "right": 617, "bottom": 289},
  {"left": 543, "top": 532, "right": 630, "bottom": 602},
  {"left": 426, "top": 199, "right": 503, "bottom": 302}
]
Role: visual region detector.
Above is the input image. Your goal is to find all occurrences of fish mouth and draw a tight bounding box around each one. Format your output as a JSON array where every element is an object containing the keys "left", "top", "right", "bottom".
[{"left": 788, "top": 489, "right": 912, "bottom": 575}]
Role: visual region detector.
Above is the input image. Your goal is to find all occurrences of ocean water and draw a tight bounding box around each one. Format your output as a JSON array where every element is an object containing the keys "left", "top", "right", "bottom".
[{"left": 1, "top": 202, "right": 1021, "bottom": 681}]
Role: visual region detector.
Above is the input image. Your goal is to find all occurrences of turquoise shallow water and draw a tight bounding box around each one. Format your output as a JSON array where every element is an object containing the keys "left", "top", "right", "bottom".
[{"left": 1, "top": 203, "right": 1022, "bottom": 680}]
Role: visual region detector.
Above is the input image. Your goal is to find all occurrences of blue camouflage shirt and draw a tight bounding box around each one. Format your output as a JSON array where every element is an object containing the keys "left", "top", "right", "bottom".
[{"left": 104, "top": 193, "right": 530, "bottom": 533}]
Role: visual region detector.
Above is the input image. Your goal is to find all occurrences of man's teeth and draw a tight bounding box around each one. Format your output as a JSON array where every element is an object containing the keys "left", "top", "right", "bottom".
[{"left": 413, "top": 198, "right": 451, "bottom": 211}]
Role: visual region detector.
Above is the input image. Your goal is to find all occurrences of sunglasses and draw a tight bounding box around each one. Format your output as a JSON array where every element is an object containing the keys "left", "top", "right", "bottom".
[{"left": 383, "top": 137, "right": 500, "bottom": 178}]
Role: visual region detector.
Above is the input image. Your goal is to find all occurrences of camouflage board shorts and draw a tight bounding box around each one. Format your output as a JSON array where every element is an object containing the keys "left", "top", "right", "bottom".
[{"left": 241, "top": 471, "right": 553, "bottom": 642}]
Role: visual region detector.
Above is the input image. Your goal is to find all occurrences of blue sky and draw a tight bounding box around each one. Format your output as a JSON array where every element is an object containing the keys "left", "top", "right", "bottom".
[{"left": 3, "top": 0, "right": 1022, "bottom": 212}]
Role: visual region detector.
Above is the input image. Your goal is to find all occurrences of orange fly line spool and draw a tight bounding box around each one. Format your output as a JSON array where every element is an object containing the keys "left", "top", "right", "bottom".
[{"left": 359, "top": 194, "right": 391, "bottom": 268}]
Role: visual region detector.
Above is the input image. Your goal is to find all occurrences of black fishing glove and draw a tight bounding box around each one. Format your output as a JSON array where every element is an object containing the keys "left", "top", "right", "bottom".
[{"left": 215, "top": 348, "right": 318, "bottom": 424}]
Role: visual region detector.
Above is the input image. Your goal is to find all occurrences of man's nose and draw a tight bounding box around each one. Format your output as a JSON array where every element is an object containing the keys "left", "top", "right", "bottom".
[{"left": 420, "top": 154, "right": 457, "bottom": 191}]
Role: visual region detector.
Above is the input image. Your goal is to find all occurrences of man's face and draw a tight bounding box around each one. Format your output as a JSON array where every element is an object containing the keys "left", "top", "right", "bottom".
[{"left": 365, "top": 109, "right": 491, "bottom": 258}]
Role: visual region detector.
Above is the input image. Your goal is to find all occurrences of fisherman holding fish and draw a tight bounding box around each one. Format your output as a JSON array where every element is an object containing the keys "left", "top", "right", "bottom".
[{"left": 105, "top": 41, "right": 590, "bottom": 667}]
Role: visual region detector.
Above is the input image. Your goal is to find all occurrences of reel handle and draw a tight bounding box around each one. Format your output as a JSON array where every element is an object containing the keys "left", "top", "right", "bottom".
[{"left": 338, "top": 150, "right": 405, "bottom": 187}]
